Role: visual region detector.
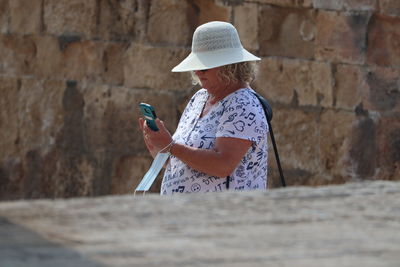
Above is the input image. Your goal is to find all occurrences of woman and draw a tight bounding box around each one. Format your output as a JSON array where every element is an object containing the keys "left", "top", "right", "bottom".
[{"left": 139, "top": 21, "right": 268, "bottom": 194}]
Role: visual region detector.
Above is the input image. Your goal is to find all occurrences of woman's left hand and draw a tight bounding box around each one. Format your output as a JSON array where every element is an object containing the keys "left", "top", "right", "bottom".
[{"left": 142, "top": 118, "right": 173, "bottom": 153}]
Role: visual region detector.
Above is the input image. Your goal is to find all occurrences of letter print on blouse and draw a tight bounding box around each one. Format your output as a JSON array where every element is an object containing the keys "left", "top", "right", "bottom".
[{"left": 161, "top": 87, "right": 269, "bottom": 195}]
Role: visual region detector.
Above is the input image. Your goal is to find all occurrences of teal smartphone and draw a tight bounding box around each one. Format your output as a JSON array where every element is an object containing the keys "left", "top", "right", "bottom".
[{"left": 139, "top": 103, "right": 159, "bottom": 131}]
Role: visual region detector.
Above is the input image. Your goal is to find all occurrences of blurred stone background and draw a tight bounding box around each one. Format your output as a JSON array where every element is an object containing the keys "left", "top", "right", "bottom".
[{"left": 0, "top": 0, "right": 399, "bottom": 200}]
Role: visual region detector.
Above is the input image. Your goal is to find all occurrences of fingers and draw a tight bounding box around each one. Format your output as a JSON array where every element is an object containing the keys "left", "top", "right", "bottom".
[
  {"left": 139, "top": 118, "right": 152, "bottom": 140},
  {"left": 140, "top": 118, "right": 153, "bottom": 135},
  {"left": 143, "top": 118, "right": 165, "bottom": 134},
  {"left": 139, "top": 118, "right": 151, "bottom": 144},
  {"left": 140, "top": 118, "right": 167, "bottom": 138},
  {"left": 138, "top": 118, "right": 144, "bottom": 131},
  {"left": 155, "top": 118, "right": 163, "bottom": 130},
  {"left": 156, "top": 118, "right": 169, "bottom": 133}
]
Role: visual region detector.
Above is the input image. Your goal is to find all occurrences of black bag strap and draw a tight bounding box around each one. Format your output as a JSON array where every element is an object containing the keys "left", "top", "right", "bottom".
[
  {"left": 226, "top": 92, "right": 286, "bottom": 189},
  {"left": 253, "top": 92, "right": 286, "bottom": 187}
]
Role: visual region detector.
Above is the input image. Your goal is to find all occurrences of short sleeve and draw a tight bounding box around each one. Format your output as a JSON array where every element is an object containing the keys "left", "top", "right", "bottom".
[{"left": 216, "top": 90, "right": 268, "bottom": 143}]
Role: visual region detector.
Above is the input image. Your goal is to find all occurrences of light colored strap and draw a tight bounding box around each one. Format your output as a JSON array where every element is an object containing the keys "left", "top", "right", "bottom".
[{"left": 134, "top": 152, "right": 170, "bottom": 195}]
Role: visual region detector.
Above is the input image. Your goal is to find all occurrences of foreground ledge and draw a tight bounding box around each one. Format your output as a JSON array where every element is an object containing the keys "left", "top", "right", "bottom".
[{"left": 1, "top": 181, "right": 399, "bottom": 267}]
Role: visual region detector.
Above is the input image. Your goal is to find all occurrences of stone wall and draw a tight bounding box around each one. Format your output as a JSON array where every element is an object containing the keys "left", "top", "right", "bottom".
[{"left": 0, "top": 0, "right": 399, "bottom": 200}]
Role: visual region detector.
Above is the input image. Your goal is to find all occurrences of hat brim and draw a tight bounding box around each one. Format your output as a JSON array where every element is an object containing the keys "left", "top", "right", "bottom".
[{"left": 171, "top": 48, "right": 260, "bottom": 72}]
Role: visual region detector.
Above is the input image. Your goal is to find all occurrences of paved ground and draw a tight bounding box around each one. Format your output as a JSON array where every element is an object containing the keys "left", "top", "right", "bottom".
[{"left": 0, "top": 181, "right": 400, "bottom": 267}]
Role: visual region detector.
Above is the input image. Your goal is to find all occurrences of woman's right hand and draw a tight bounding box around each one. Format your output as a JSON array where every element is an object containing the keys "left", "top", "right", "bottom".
[{"left": 138, "top": 118, "right": 158, "bottom": 158}]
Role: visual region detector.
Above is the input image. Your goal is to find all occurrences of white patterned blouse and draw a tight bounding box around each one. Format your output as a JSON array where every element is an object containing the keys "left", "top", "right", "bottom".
[{"left": 161, "top": 87, "right": 268, "bottom": 195}]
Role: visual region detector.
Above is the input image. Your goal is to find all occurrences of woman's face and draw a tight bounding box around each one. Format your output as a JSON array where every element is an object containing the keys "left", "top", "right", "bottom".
[{"left": 194, "top": 67, "right": 224, "bottom": 93}]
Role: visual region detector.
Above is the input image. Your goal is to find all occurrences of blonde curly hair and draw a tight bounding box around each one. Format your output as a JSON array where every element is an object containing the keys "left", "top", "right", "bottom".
[{"left": 191, "top": 61, "right": 258, "bottom": 85}]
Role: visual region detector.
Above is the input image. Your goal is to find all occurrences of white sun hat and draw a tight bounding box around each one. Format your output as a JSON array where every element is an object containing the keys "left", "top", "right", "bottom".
[{"left": 172, "top": 21, "right": 260, "bottom": 72}]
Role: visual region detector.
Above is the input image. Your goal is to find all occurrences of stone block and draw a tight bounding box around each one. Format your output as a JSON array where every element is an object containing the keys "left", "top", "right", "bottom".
[
  {"left": 0, "top": 76, "right": 20, "bottom": 159},
  {"left": 335, "top": 64, "right": 369, "bottom": 110},
  {"left": 255, "top": 57, "right": 334, "bottom": 107},
  {"left": 314, "top": 0, "right": 343, "bottom": 10},
  {"left": 284, "top": 59, "right": 334, "bottom": 107},
  {"left": 268, "top": 155, "right": 318, "bottom": 187},
  {"left": 9, "top": 0, "right": 42, "bottom": 34},
  {"left": 272, "top": 106, "right": 321, "bottom": 173},
  {"left": 97, "top": 0, "right": 149, "bottom": 41},
  {"left": 364, "top": 65, "right": 400, "bottom": 112},
  {"left": 0, "top": 156, "right": 25, "bottom": 200},
  {"left": 319, "top": 109, "right": 357, "bottom": 181},
  {"left": 97, "top": 0, "right": 136, "bottom": 41},
  {"left": 43, "top": 0, "right": 97, "bottom": 37},
  {"left": 61, "top": 40, "right": 105, "bottom": 81},
  {"left": 147, "top": 0, "right": 197, "bottom": 46},
  {"left": 0, "top": 0, "right": 9, "bottom": 33},
  {"left": 0, "top": 34, "right": 36, "bottom": 75},
  {"left": 83, "top": 84, "right": 140, "bottom": 154},
  {"left": 234, "top": 3, "right": 259, "bottom": 51},
  {"left": 255, "top": 57, "right": 295, "bottom": 105},
  {"left": 34, "top": 36, "right": 106, "bottom": 81},
  {"left": 103, "top": 42, "right": 128, "bottom": 86},
  {"left": 345, "top": 0, "right": 377, "bottom": 10},
  {"left": 348, "top": 116, "right": 378, "bottom": 179},
  {"left": 32, "top": 35, "right": 63, "bottom": 78},
  {"left": 367, "top": 14, "right": 400, "bottom": 67},
  {"left": 192, "top": 0, "right": 231, "bottom": 25},
  {"left": 259, "top": 5, "right": 316, "bottom": 59},
  {"left": 74, "top": 157, "right": 95, "bottom": 196},
  {"left": 379, "top": 0, "right": 400, "bottom": 17},
  {"left": 313, "top": 0, "right": 377, "bottom": 11},
  {"left": 375, "top": 116, "right": 400, "bottom": 180},
  {"left": 124, "top": 43, "right": 193, "bottom": 91},
  {"left": 251, "top": 0, "right": 313, "bottom": 8},
  {"left": 310, "top": 61, "right": 334, "bottom": 107},
  {"left": 315, "top": 10, "right": 371, "bottom": 64},
  {"left": 17, "top": 78, "right": 65, "bottom": 152}
]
